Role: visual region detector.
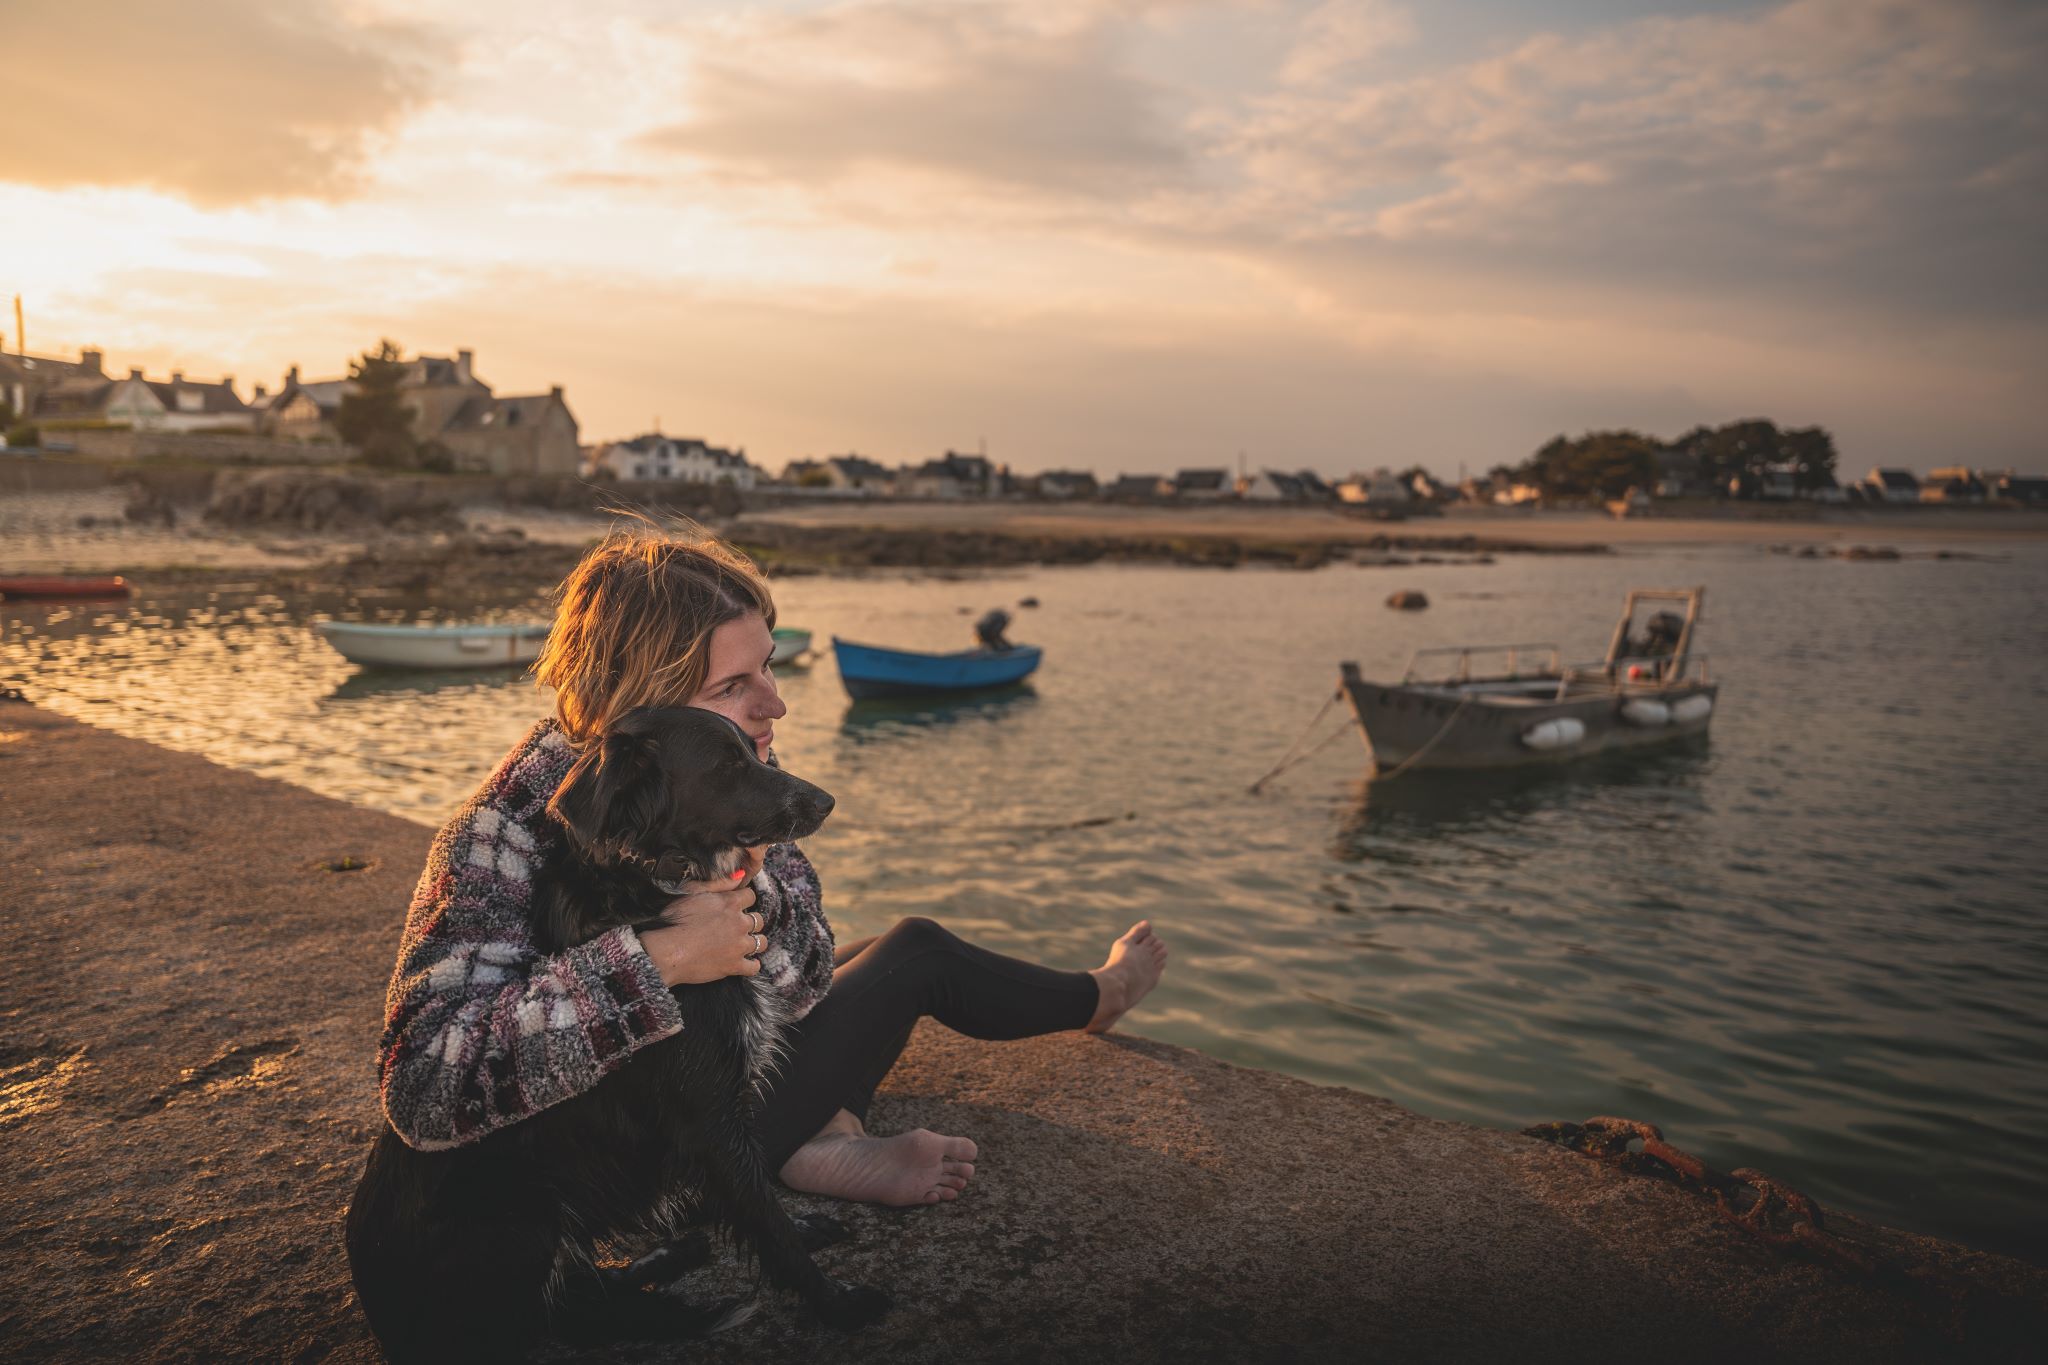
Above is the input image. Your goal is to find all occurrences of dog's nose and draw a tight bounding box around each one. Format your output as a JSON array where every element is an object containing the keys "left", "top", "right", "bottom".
[{"left": 812, "top": 790, "right": 836, "bottom": 819}]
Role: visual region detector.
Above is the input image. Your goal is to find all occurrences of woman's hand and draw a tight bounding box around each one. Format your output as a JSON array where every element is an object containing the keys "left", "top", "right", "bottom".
[{"left": 640, "top": 848, "right": 770, "bottom": 987}]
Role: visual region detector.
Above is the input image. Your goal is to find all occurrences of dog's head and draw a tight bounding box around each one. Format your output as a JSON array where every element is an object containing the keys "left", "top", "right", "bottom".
[{"left": 548, "top": 706, "right": 835, "bottom": 889}]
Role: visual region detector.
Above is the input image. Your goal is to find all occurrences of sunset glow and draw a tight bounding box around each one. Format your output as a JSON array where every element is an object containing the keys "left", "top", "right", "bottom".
[{"left": 7, "top": 0, "right": 2042, "bottom": 474}]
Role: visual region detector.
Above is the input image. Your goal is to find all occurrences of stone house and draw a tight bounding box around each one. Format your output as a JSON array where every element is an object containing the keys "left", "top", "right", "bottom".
[
  {"left": 255, "top": 366, "right": 351, "bottom": 442},
  {"left": 1, "top": 346, "right": 107, "bottom": 423},
  {"left": 257, "top": 348, "right": 580, "bottom": 475}
]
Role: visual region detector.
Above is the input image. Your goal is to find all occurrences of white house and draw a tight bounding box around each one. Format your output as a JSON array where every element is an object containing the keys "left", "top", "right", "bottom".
[
  {"left": 1241, "top": 470, "right": 1309, "bottom": 501},
  {"left": 1336, "top": 469, "right": 1412, "bottom": 506},
  {"left": 593, "top": 434, "right": 757, "bottom": 488},
  {"left": 96, "top": 368, "right": 256, "bottom": 432},
  {"left": 1863, "top": 467, "right": 1921, "bottom": 504}
]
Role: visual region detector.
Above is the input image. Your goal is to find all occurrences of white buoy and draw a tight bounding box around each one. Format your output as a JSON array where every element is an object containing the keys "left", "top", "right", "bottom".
[
  {"left": 1621, "top": 698, "right": 1671, "bottom": 726},
  {"left": 1670, "top": 694, "right": 1714, "bottom": 724},
  {"left": 1521, "top": 717, "right": 1587, "bottom": 750}
]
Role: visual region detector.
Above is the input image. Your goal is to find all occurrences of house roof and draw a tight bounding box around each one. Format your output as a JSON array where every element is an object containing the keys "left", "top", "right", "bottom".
[
  {"left": 1870, "top": 468, "right": 1920, "bottom": 490},
  {"left": 1108, "top": 474, "right": 1165, "bottom": 493},
  {"left": 828, "top": 454, "right": 891, "bottom": 479},
  {"left": 31, "top": 376, "right": 115, "bottom": 416},
  {"left": 1293, "top": 470, "right": 1334, "bottom": 496},
  {"left": 1039, "top": 469, "right": 1097, "bottom": 485},
  {"left": 0, "top": 352, "right": 99, "bottom": 387},
  {"left": 446, "top": 392, "right": 568, "bottom": 434},
  {"left": 143, "top": 378, "right": 248, "bottom": 415},
  {"left": 1257, "top": 470, "right": 1306, "bottom": 498},
  {"left": 270, "top": 377, "right": 351, "bottom": 414},
  {"left": 1175, "top": 468, "right": 1229, "bottom": 491}
]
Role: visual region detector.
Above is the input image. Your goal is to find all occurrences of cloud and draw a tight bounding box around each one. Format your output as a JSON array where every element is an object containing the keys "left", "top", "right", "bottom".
[
  {"left": 1223, "top": 0, "right": 2048, "bottom": 320},
  {"left": 1279, "top": 1, "right": 1416, "bottom": 88},
  {"left": 2, "top": 0, "right": 447, "bottom": 205},
  {"left": 638, "top": 0, "right": 1189, "bottom": 199}
]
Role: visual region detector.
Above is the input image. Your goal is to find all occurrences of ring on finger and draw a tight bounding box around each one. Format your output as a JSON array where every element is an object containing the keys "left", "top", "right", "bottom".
[{"left": 751, "top": 932, "right": 765, "bottom": 956}]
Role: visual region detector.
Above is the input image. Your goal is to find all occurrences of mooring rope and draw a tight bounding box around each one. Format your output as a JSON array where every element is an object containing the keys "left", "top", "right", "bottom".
[{"left": 1247, "top": 688, "right": 1349, "bottom": 795}]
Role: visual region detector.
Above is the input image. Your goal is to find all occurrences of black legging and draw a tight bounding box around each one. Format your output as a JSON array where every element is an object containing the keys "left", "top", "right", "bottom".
[{"left": 754, "top": 917, "right": 1099, "bottom": 1172}]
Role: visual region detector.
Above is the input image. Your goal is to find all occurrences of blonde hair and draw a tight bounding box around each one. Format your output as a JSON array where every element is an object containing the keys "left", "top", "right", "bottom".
[{"left": 536, "top": 527, "right": 776, "bottom": 745}]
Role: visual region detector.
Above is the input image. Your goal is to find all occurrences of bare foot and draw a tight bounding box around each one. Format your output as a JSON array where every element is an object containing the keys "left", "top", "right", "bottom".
[
  {"left": 1086, "top": 920, "right": 1169, "bottom": 1033},
  {"left": 779, "top": 1109, "right": 978, "bottom": 1207}
]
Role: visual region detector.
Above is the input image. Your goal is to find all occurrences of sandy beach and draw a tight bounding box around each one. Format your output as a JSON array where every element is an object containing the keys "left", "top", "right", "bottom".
[
  {"left": 742, "top": 498, "right": 2048, "bottom": 548},
  {"left": 4, "top": 473, "right": 2041, "bottom": 584}
]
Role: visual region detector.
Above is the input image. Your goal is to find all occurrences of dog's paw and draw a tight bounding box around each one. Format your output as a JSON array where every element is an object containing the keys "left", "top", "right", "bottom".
[
  {"left": 813, "top": 1280, "right": 891, "bottom": 1330},
  {"left": 792, "top": 1213, "right": 851, "bottom": 1253}
]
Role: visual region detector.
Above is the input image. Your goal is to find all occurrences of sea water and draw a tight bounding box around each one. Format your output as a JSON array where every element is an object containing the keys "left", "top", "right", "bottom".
[{"left": 8, "top": 543, "right": 2046, "bottom": 1263}]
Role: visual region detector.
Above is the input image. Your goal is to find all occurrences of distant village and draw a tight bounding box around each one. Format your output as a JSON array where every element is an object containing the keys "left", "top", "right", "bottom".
[{"left": 3, "top": 339, "right": 2042, "bottom": 510}]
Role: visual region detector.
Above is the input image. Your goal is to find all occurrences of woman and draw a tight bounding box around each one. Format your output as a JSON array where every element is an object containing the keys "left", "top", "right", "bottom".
[{"left": 378, "top": 530, "right": 1168, "bottom": 1207}]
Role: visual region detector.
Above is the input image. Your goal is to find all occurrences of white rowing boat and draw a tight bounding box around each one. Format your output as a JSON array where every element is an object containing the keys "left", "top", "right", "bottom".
[{"left": 316, "top": 621, "right": 551, "bottom": 670}]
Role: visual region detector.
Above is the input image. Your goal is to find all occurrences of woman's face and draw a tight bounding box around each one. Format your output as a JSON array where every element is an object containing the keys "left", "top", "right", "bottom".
[{"left": 688, "top": 612, "right": 786, "bottom": 759}]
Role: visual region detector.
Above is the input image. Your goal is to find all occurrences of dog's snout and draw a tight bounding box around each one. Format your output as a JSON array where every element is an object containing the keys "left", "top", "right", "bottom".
[{"left": 811, "top": 789, "right": 836, "bottom": 819}]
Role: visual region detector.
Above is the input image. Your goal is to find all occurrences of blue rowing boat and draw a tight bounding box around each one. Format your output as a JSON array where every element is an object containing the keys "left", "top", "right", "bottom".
[{"left": 832, "top": 637, "right": 1043, "bottom": 700}]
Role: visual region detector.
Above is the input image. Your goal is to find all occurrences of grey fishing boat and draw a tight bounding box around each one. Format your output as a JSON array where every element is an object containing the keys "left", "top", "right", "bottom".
[{"left": 1340, "top": 588, "right": 1718, "bottom": 775}]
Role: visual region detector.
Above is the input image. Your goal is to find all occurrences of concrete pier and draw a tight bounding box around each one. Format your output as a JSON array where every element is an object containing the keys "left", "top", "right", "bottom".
[{"left": 1, "top": 703, "right": 2041, "bottom": 1362}]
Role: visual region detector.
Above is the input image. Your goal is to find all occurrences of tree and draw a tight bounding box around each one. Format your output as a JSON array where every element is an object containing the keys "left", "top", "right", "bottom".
[
  {"left": 335, "top": 339, "right": 417, "bottom": 469},
  {"left": 1781, "top": 425, "right": 1839, "bottom": 489},
  {"left": 1513, "top": 430, "right": 1657, "bottom": 499},
  {"left": 1665, "top": 418, "right": 1840, "bottom": 495}
]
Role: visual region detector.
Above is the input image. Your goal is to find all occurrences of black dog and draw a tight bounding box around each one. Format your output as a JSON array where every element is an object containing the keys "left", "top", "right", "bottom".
[{"left": 344, "top": 706, "right": 889, "bottom": 1361}]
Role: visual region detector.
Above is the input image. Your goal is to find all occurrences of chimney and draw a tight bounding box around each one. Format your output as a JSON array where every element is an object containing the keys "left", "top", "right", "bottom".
[
  {"left": 171, "top": 370, "right": 184, "bottom": 385},
  {"left": 129, "top": 367, "right": 145, "bottom": 380},
  {"left": 221, "top": 375, "right": 234, "bottom": 392},
  {"left": 457, "top": 349, "right": 474, "bottom": 385},
  {"left": 80, "top": 347, "right": 103, "bottom": 374},
  {"left": 286, "top": 364, "right": 300, "bottom": 385},
  {"left": 253, "top": 384, "right": 268, "bottom": 400},
  {"left": 549, "top": 384, "right": 563, "bottom": 399}
]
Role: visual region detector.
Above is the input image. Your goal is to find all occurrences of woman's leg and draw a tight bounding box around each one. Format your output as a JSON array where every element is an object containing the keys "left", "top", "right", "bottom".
[{"left": 754, "top": 917, "right": 1168, "bottom": 1206}]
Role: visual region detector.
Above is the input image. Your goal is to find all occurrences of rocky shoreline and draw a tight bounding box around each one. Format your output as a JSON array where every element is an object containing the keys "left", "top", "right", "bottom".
[{"left": 2, "top": 702, "right": 2044, "bottom": 1362}]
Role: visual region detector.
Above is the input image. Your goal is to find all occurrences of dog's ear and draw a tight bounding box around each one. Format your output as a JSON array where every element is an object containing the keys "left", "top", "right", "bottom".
[{"left": 548, "top": 716, "right": 668, "bottom": 863}]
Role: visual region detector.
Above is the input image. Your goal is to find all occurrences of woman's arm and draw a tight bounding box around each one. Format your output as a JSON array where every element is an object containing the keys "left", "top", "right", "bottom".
[
  {"left": 752, "top": 842, "right": 837, "bottom": 1019},
  {"left": 377, "top": 734, "right": 684, "bottom": 1151}
]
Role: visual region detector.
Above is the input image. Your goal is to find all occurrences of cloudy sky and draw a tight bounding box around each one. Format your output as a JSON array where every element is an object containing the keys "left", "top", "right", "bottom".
[{"left": 6, "top": 0, "right": 2042, "bottom": 477}]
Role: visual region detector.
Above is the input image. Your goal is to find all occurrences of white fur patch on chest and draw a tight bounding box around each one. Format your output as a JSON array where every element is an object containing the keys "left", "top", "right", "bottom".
[{"left": 737, "top": 977, "right": 791, "bottom": 1081}]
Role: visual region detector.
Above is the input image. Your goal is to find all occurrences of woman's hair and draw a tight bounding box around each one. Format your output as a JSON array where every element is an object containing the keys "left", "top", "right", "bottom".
[{"left": 536, "top": 526, "right": 776, "bottom": 745}]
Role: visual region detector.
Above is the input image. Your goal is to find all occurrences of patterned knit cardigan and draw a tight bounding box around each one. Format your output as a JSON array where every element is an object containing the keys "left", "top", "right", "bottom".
[{"left": 377, "top": 717, "right": 837, "bottom": 1151}]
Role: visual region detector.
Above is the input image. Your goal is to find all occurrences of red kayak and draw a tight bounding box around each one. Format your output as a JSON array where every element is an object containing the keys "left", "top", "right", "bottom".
[{"left": 0, "top": 575, "right": 133, "bottom": 600}]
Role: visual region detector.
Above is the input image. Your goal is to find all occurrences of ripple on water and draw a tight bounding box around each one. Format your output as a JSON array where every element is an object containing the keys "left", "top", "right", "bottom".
[{"left": 7, "top": 550, "right": 2048, "bottom": 1264}]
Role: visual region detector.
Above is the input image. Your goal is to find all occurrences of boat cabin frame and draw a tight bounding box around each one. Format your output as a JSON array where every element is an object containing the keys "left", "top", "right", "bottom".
[{"left": 1394, "top": 588, "right": 1710, "bottom": 703}]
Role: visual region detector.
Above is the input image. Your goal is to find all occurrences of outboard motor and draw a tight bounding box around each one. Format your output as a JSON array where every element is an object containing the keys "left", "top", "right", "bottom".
[{"left": 974, "top": 608, "right": 1014, "bottom": 651}]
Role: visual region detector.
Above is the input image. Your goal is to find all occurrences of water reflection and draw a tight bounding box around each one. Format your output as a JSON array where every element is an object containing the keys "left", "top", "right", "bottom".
[
  {"left": 326, "top": 663, "right": 537, "bottom": 703},
  {"left": 1335, "top": 738, "right": 1715, "bottom": 846},
  {"left": 836, "top": 684, "right": 1039, "bottom": 739}
]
